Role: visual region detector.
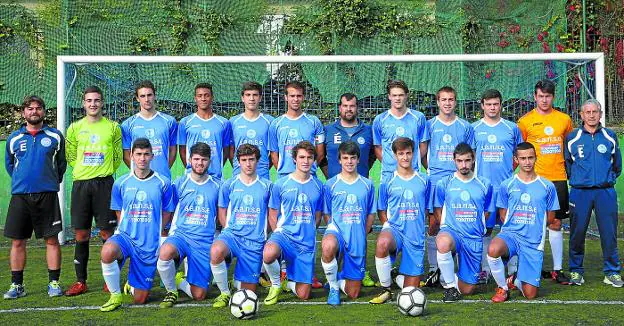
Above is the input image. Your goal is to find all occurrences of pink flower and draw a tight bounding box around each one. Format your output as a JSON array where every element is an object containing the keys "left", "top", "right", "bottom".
[
  {"left": 556, "top": 44, "right": 565, "bottom": 52},
  {"left": 542, "top": 42, "right": 551, "bottom": 52},
  {"left": 547, "top": 70, "right": 555, "bottom": 79},
  {"left": 537, "top": 33, "right": 544, "bottom": 41},
  {"left": 569, "top": 5, "right": 576, "bottom": 11},
  {"left": 543, "top": 31, "right": 549, "bottom": 37},
  {"left": 485, "top": 72, "right": 492, "bottom": 79},
  {"left": 497, "top": 40, "right": 510, "bottom": 48}
]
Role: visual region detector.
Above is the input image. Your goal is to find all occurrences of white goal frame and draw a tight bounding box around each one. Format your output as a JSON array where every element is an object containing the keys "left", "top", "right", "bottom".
[{"left": 55, "top": 53, "right": 606, "bottom": 242}]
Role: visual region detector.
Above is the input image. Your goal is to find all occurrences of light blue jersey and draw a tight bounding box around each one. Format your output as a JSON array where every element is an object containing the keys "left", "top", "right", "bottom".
[
  {"left": 269, "top": 175, "right": 324, "bottom": 251},
  {"left": 121, "top": 112, "right": 177, "bottom": 179},
  {"left": 178, "top": 113, "right": 232, "bottom": 180},
  {"left": 323, "top": 175, "right": 376, "bottom": 257},
  {"left": 230, "top": 113, "right": 274, "bottom": 180},
  {"left": 372, "top": 109, "right": 429, "bottom": 182},
  {"left": 427, "top": 117, "right": 475, "bottom": 183},
  {"left": 110, "top": 172, "right": 175, "bottom": 257},
  {"left": 472, "top": 118, "right": 523, "bottom": 187},
  {"left": 218, "top": 175, "right": 272, "bottom": 243},
  {"left": 434, "top": 174, "right": 494, "bottom": 240},
  {"left": 378, "top": 172, "right": 430, "bottom": 246},
  {"left": 169, "top": 174, "right": 221, "bottom": 242},
  {"left": 497, "top": 175, "right": 559, "bottom": 250},
  {"left": 268, "top": 113, "right": 324, "bottom": 176}
]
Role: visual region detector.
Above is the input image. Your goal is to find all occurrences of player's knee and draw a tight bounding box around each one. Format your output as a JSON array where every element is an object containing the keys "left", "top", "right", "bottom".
[
  {"left": 263, "top": 244, "right": 279, "bottom": 263},
  {"left": 75, "top": 229, "right": 91, "bottom": 242},
  {"left": 133, "top": 293, "right": 149, "bottom": 304},
  {"left": 44, "top": 236, "right": 59, "bottom": 246},
  {"left": 158, "top": 244, "right": 177, "bottom": 261},
  {"left": 296, "top": 287, "right": 310, "bottom": 300},
  {"left": 487, "top": 244, "right": 502, "bottom": 258},
  {"left": 375, "top": 237, "right": 390, "bottom": 256},
  {"left": 346, "top": 285, "right": 360, "bottom": 299},
  {"left": 99, "top": 229, "right": 113, "bottom": 241},
  {"left": 100, "top": 244, "right": 118, "bottom": 263},
  {"left": 12, "top": 239, "right": 27, "bottom": 249},
  {"left": 548, "top": 219, "right": 562, "bottom": 230},
  {"left": 191, "top": 289, "right": 207, "bottom": 301},
  {"left": 435, "top": 239, "right": 452, "bottom": 253},
  {"left": 321, "top": 242, "right": 337, "bottom": 261}
]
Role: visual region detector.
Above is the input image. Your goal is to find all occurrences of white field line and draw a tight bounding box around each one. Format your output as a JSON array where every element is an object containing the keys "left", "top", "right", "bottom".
[{"left": 1, "top": 299, "right": 624, "bottom": 313}]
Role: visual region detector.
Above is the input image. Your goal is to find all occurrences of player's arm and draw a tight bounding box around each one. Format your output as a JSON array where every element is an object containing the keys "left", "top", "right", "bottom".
[
  {"left": 315, "top": 210, "right": 323, "bottom": 228},
  {"left": 365, "top": 213, "right": 375, "bottom": 234},
  {"left": 179, "top": 145, "right": 187, "bottom": 167},
  {"left": 56, "top": 134, "right": 68, "bottom": 180},
  {"left": 419, "top": 141, "right": 429, "bottom": 169},
  {"left": 4, "top": 140, "right": 14, "bottom": 175},
  {"left": 115, "top": 211, "right": 122, "bottom": 224},
  {"left": 270, "top": 151, "right": 279, "bottom": 170},
  {"left": 223, "top": 146, "right": 230, "bottom": 166},
  {"left": 162, "top": 211, "right": 173, "bottom": 236},
  {"left": 65, "top": 125, "right": 77, "bottom": 167},
  {"left": 218, "top": 207, "right": 227, "bottom": 229},
  {"left": 123, "top": 149, "right": 131, "bottom": 168},
  {"left": 316, "top": 143, "right": 326, "bottom": 168},
  {"left": 433, "top": 207, "right": 442, "bottom": 224},
  {"left": 378, "top": 210, "right": 388, "bottom": 224},
  {"left": 268, "top": 208, "right": 278, "bottom": 231},
  {"left": 374, "top": 145, "right": 382, "bottom": 163},
  {"left": 168, "top": 146, "right": 177, "bottom": 168},
  {"left": 484, "top": 212, "right": 492, "bottom": 236},
  {"left": 546, "top": 210, "right": 556, "bottom": 226},
  {"left": 112, "top": 125, "right": 123, "bottom": 171},
  {"left": 229, "top": 145, "right": 235, "bottom": 166},
  {"left": 368, "top": 146, "right": 376, "bottom": 170},
  {"left": 323, "top": 214, "right": 330, "bottom": 225},
  {"left": 319, "top": 157, "right": 329, "bottom": 178},
  {"left": 497, "top": 208, "right": 507, "bottom": 224}
]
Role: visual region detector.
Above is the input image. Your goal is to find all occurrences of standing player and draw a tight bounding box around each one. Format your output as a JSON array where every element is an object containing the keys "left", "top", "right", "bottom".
[
  {"left": 373, "top": 79, "right": 429, "bottom": 184},
  {"left": 434, "top": 143, "right": 494, "bottom": 302},
  {"left": 121, "top": 80, "right": 177, "bottom": 179},
  {"left": 263, "top": 141, "right": 324, "bottom": 305},
  {"left": 424, "top": 86, "right": 475, "bottom": 287},
  {"left": 268, "top": 81, "right": 325, "bottom": 178},
  {"left": 487, "top": 142, "right": 559, "bottom": 302},
  {"left": 210, "top": 144, "right": 272, "bottom": 307},
  {"left": 517, "top": 79, "right": 573, "bottom": 284},
  {"left": 321, "top": 141, "right": 376, "bottom": 305},
  {"left": 64, "top": 86, "right": 123, "bottom": 296},
  {"left": 4, "top": 96, "right": 67, "bottom": 299},
  {"left": 565, "top": 100, "right": 623, "bottom": 287},
  {"left": 157, "top": 142, "right": 221, "bottom": 308},
  {"left": 322, "top": 93, "right": 375, "bottom": 179},
  {"left": 230, "top": 81, "right": 274, "bottom": 180},
  {"left": 472, "top": 89, "right": 523, "bottom": 282},
  {"left": 369, "top": 138, "right": 430, "bottom": 304},
  {"left": 100, "top": 138, "right": 175, "bottom": 312},
  {"left": 179, "top": 83, "right": 232, "bottom": 180}
]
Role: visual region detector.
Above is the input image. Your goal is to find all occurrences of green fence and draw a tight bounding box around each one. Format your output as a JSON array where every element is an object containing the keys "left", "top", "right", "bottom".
[{"left": 2, "top": 135, "right": 624, "bottom": 230}]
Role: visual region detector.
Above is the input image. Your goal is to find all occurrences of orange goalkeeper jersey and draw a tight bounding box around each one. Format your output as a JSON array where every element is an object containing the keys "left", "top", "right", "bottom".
[{"left": 517, "top": 108, "right": 573, "bottom": 181}]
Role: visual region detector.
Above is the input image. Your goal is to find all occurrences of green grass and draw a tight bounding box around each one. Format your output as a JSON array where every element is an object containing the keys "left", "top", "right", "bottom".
[{"left": 2, "top": 232, "right": 624, "bottom": 324}]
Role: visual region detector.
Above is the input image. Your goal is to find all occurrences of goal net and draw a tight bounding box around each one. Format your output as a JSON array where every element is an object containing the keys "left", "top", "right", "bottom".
[{"left": 55, "top": 53, "right": 605, "bottom": 242}]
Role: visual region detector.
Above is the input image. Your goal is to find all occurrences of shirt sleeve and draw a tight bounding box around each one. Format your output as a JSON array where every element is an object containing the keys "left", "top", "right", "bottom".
[
  {"left": 162, "top": 181, "right": 176, "bottom": 212},
  {"left": 377, "top": 183, "right": 388, "bottom": 211},
  {"left": 466, "top": 124, "right": 476, "bottom": 149},
  {"left": 547, "top": 182, "right": 560, "bottom": 212},
  {"left": 223, "top": 119, "right": 233, "bottom": 149},
  {"left": 433, "top": 178, "right": 446, "bottom": 208},
  {"left": 315, "top": 181, "right": 324, "bottom": 213},
  {"left": 268, "top": 180, "right": 281, "bottom": 210},
  {"left": 367, "top": 182, "right": 377, "bottom": 215},
  {"left": 485, "top": 182, "right": 495, "bottom": 213},
  {"left": 513, "top": 124, "right": 523, "bottom": 146},
  {"left": 372, "top": 117, "right": 382, "bottom": 146},
  {"left": 121, "top": 119, "right": 133, "bottom": 150},
  {"left": 56, "top": 132, "right": 67, "bottom": 182},
  {"left": 517, "top": 117, "right": 528, "bottom": 141},
  {"left": 268, "top": 119, "right": 278, "bottom": 153},
  {"left": 112, "top": 122, "right": 123, "bottom": 171},
  {"left": 177, "top": 118, "right": 187, "bottom": 147},
  {"left": 496, "top": 181, "right": 509, "bottom": 209},
  {"left": 217, "top": 180, "right": 231, "bottom": 209},
  {"left": 5, "top": 135, "right": 14, "bottom": 176},
  {"left": 323, "top": 183, "right": 332, "bottom": 216},
  {"left": 419, "top": 115, "right": 430, "bottom": 142},
  {"left": 613, "top": 132, "right": 622, "bottom": 178},
  {"left": 564, "top": 134, "right": 573, "bottom": 179},
  {"left": 314, "top": 117, "right": 325, "bottom": 145},
  {"left": 110, "top": 179, "right": 123, "bottom": 211},
  {"left": 65, "top": 124, "right": 77, "bottom": 168},
  {"left": 168, "top": 118, "right": 178, "bottom": 146}
]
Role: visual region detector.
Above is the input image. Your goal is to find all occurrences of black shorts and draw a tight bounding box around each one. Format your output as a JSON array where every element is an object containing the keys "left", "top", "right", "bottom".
[
  {"left": 71, "top": 176, "right": 117, "bottom": 230},
  {"left": 4, "top": 192, "right": 62, "bottom": 239},
  {"left": 553, "top": 180, "right": 570, "bottom": 220}
]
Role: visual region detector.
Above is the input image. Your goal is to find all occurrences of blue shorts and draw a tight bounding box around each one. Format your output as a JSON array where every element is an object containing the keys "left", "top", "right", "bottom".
[
  {"left": 324, "top": 229, "right": 365, "bottom": 281},
  {"left": 268, "top": 232, "right": 315, "bottom": 284},
  {"left": 440, "top": 228, "right": 482, "bottom": 285},
  {"left": 164, "top": 234, "right": 213, "bottom": 289},
  {"left": 109, "top": 233, "right": 156, "bottom": 291},
  {"left": 216, "top": 231, "right": 264, "bottom": 284},
  {"left": 384, "top": 226, "right": 425, "bottom": 277},
  {"left": 497, "top": 232, "right": 543, "bottom": 287}
]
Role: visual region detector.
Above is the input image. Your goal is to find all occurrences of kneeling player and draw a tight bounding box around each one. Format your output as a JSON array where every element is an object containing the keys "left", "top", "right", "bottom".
[
  {"left": 263, "top": 141, "right": 324, "bottom": 305},
  {"left": 157, "top": 142, "right": 221, "bottom": 307},
  {"left": 321, "top": 141, "right": 376, "bottom": 305},
  {"left": 100, "top": 138, "right": 175, "bottom": 312},
  {"left": 210, "top": 144, "right": 272, "bottom": 308},
  {"left": 434, "top": 143, "right": 494, "bottom": 302},
  {"left": 370, "top": 137, "right": 430, "bottom": 304},
  {"left": 487, "top": 142, "right": 559, "bottom": 302}
]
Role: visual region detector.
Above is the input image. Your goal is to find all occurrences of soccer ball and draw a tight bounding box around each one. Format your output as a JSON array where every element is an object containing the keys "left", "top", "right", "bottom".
[
  {"left": 230, "top": 289, "right": 259, "bottom": 320},
  {"left": 396, "top": 286, "right": 427, "bottom": 317}
]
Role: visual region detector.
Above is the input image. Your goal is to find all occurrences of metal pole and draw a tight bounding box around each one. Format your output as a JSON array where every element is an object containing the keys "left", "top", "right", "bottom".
[{"left": 56, "top": 57, "right": 66, "bottom": 244}]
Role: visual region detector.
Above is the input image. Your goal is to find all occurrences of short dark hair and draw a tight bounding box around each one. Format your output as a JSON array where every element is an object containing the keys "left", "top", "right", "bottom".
[
  {"left": 534, "top": 79, "right": 556, "bottom": 96},
  {"left": 338, "top": 141, "right": 360, "bottom": 159},
  {"left": 135, "top": 80, "right": 156, "bottom": 97},
  {"left": 391, "top": 137, "right": 414, "bottom": 154},
  {"left": 291, "top": 140, "right": 316, "bottom": 160},
  {"left": 436, "top": 86, "right": 456, "bottom": 100},
  {"left": 190, "top": 142, "right": 211, "bottom": 160},
  {"left": 131, "top": 138, "right": 152, "bottom": 153},
  {"left": 285, "top": 81, "right": 305, "bottom": 95},
  {"left": 339, "top": 93, "right": 357, "bottom": 103},
  {"left": 514, "top": 142, "right": 536, "bottom": 156},
  {"left": 453, "top": 142, "right": 474, "bottom": 159},
  {"left": 241, "top": 81, "right": 262, "bottom": 96},
  {"left": 83, "top": 86, "right": 103, "bottom": 99},
  {"left": 195, "top": 83, "right": 213, "bottom": 94},
  {"left": 22, "top": 95, "right": 45, "bottom": 110},
  {"left": 237, "top": 143, "right": 261, "bottom": 161},
  {"left": 481, "top": 89, "right": 502, "bottom": 104},
  {"left": 386, "top": 80, "right": 409, "bottom": 94}
]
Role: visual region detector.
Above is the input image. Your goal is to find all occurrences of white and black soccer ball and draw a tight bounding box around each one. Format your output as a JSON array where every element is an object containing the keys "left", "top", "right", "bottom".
[
  {"left": 230, "top": 289, "right": 259, "bottom": 320},
  {"left": 396, "top": 286, "right": 427, "bottom": 317}
]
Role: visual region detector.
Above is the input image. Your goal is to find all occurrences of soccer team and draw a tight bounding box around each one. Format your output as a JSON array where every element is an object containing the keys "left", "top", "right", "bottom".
[{"left": 3, "top": 78, "right": 622, "bottom": 311}]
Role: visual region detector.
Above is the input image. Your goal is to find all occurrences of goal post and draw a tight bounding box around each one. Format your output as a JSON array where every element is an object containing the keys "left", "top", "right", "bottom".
[{"left": 55, "top": 53, "right": 606, "bottom": 243}]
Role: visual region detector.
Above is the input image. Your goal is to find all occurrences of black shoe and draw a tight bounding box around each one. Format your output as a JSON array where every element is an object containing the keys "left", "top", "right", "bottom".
[
  {"left": 551, "top": 270, "right": 571, "bottom": 285},
  {"left": 424, "top": 269, "right": 441, "bottom": 288},
  {"left": 443, "top": 287, "right": 462, "bottom": 303}
]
